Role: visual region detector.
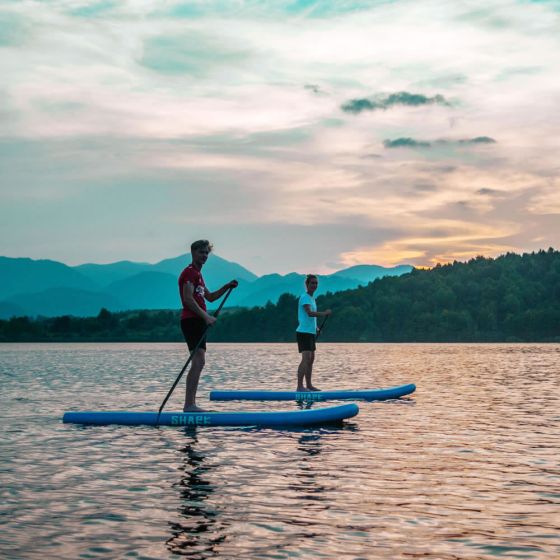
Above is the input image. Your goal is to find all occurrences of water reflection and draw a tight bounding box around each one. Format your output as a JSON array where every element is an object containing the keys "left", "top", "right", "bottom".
[
  {"left": 166, "top": 428, "right": 343, "bottom": 558},
  {"left": 296, "top": 400, "right": 315, "bottom": 410},
  {"left": 2, "top": 343, "right": 559, "bottom": 559},
  {"left": 295, "top": 433, "right": 326, "bottom": 498},
  {"left": 166, "top": 430, "right": 227, "bottom": 557}
]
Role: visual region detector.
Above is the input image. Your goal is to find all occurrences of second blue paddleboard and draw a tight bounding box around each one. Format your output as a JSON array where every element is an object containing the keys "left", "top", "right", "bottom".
[{"left": 210, "top": 383, "right": 416, "bottom": 402}]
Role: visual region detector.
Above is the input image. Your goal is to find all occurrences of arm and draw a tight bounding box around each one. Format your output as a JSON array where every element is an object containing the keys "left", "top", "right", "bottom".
[
  {"left": 183, "top": 282, "right": 216, "bottom": 325},
  {"left": 205, "top": 279, "right": 238, "bottom": 303},
  {"left": 303, "top": 304, "right": 332, "bottom": 318}
]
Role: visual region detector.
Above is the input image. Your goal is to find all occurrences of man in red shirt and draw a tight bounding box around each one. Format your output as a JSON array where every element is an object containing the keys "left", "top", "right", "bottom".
[{"left": 179, "top": 240, "right": 238, "bottom": 411}]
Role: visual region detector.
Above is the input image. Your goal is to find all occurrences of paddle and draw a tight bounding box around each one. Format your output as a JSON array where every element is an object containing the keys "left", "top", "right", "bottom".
[
  {"left": 156, "top": 285, "right": 234, "bottom": 425},
  {"left": 316, "top": 314, "right": 329, "bottom": 341}
]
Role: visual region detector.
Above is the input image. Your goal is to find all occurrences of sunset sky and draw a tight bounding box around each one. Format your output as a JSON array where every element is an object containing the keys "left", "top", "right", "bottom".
[{"left": 1, "top": 0, "right": 559, "bottom": 275}]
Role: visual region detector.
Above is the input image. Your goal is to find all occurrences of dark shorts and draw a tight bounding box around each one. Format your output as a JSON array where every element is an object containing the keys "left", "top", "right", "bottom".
[
  {"left": 296, "top": 331, "right": 316, "bottom": 353},
  {"left": 181, "top": 318, "right": 207, "bottom": 351}
]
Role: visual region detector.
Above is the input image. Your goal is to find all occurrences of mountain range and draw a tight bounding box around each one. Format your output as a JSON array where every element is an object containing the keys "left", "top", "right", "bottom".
[{"left": 0, "top": 255, "right": 412, "bottom": 318}]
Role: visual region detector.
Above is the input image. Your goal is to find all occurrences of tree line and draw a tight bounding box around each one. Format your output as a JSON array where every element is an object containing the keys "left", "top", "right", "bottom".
[{"left": 1, "top": 249, "right": 559, "bottom": 343}]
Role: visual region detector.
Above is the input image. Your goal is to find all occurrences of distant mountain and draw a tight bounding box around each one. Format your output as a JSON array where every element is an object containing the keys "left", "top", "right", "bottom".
[
  {"left": 208, "top": 249, "right": 560, "bottom": 343},
  {"left": 5, "top": 288, "right": 123, "bottom": 318},
  {"left": 0, "top": 301, "right": 26, "bottom": 319},
  {"left": 75, "top": 254, "right": 257, "bottom": 288},
  {"left": 0, "top": 254, "right": 411, "bottom": 318},
  {"left": 0, "top": 257, "right": 95, "bottom": 300},
  {"left": 74, "top": 261, "right": 152, "bottom": 288},
  {"left": 153, "top": 254, "right": 257, "bottom": 285},
  {"left": 4, "top": 249, "right": 559, "bottom": 343},
  {"left": 229, "top": 266, "right": 413, "bottom": 308},
  {"left": 230, "top": 273, "right": 374, "bottom": 308},
  {"left": 333, "top": 264, "right": 412, "bottom": 283},
  {"left": 105, "top": 271, "right": 180, "bottom": 310}
]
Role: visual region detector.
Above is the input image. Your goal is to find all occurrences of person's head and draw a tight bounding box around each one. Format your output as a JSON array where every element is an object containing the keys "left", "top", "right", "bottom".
[
  {"left": 190, "top": 239, "right": 213, "bottom": 268},
  {"left": 305, "top": 274, "right": 318, "bottom": 294}
]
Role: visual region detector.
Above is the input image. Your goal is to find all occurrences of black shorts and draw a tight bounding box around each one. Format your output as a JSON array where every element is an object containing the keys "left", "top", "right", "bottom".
[
  {"left": 181, "top": 318, "right": 207, "bottom": 351},
  {"left": 296, "top": 332, "right": 316, "bottom": 353}
]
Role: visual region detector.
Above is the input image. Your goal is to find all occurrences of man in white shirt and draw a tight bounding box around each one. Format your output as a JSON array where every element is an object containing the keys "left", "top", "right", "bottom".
[{"left": 296, "top": 274, "right": 332, "bottom": 391}]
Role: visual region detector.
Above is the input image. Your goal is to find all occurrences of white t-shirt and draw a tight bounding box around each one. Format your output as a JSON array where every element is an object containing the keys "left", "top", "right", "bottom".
[{"left": 297, "top": 292, "right": 317, "bottom": 334}]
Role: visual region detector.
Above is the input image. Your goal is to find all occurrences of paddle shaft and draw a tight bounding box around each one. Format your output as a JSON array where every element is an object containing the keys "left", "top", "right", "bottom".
[
  {"left": 156, "top": 286, "right": 234, "bottom": 424},
  {"left": 316, "top": 314, "right": 329, "bottom": 341}
]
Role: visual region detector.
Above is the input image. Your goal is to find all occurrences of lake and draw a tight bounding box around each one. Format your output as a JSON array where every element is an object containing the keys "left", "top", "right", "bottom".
[{"left": 1, "top": 343, "right": 559, "bottom": 559}]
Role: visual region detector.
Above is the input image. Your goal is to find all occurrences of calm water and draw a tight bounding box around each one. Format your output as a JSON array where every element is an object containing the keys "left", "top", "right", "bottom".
[{"left": 1, "top": 343, "right": 559, "bottom": 559}]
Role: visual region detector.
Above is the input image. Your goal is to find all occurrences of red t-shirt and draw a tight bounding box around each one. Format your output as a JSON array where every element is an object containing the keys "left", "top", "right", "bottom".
[{"left": 178, "top": 264, "right": 207, "bottom": 320}]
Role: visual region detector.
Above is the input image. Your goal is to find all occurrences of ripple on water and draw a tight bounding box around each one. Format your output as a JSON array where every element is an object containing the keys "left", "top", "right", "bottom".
[{"left": 1, "top": 342, "right": 559, "bottom": 559}]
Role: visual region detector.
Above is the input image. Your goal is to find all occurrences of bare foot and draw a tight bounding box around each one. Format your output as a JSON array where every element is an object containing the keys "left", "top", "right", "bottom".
[
  {"left": 183, "top": 405, "right": 206, "bottom": 413},
  {"left": 307, "top": 386, "right": 321, "bottom": 391}
]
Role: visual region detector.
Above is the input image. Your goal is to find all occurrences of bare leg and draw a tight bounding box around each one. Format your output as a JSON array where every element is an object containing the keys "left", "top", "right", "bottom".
[
  {"left": 304, "top": 352, "right": 320, "bottom": 390},
  {"left": 297, "top": 351, "right": 313, "bottom": 391},
  {"left": 184, "top": 348, "right": 206, "bottom": 412}
]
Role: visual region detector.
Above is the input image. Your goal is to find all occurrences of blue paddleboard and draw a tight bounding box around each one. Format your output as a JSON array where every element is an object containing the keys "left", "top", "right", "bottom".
[
  {"left": 210, "top": 383, "right": 415, "bottom": 402},
  {"left": 62, "top": 403, "right": 359, "bottom": 427}
]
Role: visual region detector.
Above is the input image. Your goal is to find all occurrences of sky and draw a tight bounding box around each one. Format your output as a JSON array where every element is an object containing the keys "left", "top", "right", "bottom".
[{"left": 1, "top": 0, "right": 559, "bottom": 275}]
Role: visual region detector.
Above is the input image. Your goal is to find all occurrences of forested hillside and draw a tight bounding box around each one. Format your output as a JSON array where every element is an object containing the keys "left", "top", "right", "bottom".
[
  {"left": 1, "top": 249, "right": 559, "bottom": 342},
  {"left": 211, "top": 249, "right": 560, "bottom": 342}
]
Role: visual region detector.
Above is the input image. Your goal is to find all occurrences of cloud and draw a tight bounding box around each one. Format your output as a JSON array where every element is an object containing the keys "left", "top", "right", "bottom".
[
  {"left": 414, "top": 183, "right": 438, "bottom": 192},
  {"left": 477, "top": 187, "right": 500, "bottom": 195},
  {"left": 342, "top": 98, "right": 377, "bottom": 113},
  {"left": 384, "top": 137, "right": 431, "bottom": 148},
  {"left": 341, "top": 91, "right": 451, "bottom": 114},
  {"left": 68, "top": 1, "right": 119, "bottom": 18},
  {"left": 0, "top": 10, "right": 29, "bottom": 46},
  {"left": 304, "top": 84, "right": 323, "bottom": 94},
  {"left": 1, "top": 0, "right": 560, "bottom": 273},
  {"left": 164, "top": 1, "right": 391, "bottom": 20},
  {"left": 383, "top": 136, "right": 497, "bottom": 149},
  {"left": 458, "top": 136, "right": 496, "bottom": 144},
  {"left": 140, "top": 32, "right": 253, "bottom": 76},
  {"left": 339, "top": 219, "right": 521, "bottom": 268}
]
